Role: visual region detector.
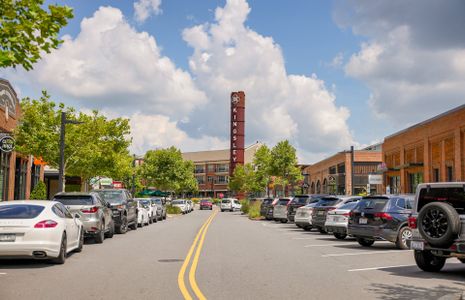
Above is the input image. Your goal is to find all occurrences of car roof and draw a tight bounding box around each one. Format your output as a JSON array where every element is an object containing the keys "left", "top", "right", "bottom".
[
  {"left": 362, "top": 194, "right": 414, "bottom": 200},
  {"left": 0, "top": 200, "right": 59, "bottom": 207},
  {"left": 55, "top": 192, "right": 95, "bottom": 197}
]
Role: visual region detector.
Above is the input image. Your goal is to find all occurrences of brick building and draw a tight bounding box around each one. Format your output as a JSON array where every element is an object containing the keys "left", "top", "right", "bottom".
[
  {"left": 0, "top": 79, "right": 44, "bottom": 201},
  {"left": 383, "top": 104, "right": 465, "bottom": 194},
  {"left": 303, "top": 144, "right": 382, "bottom": 196},
  {"left": 182, "top": 143, "right": 262, "bottom": 197}
]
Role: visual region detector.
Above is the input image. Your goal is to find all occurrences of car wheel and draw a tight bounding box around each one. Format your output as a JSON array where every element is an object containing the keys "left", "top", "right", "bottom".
[
  {"left": 75, "top": 228, "right": 84, "bottom": 253},
  {"left": 116, "top": 216, "right": 128, "bottom": 234},
  {"left": 281, "top": 219, "right": 288, "bottom": 223},
  {"left": 95, "top": 222, "right": 105, "bottom": 244},
  {"left": 221, "top": 209, "right": 224, "bottom": 212},
  {"left": 357, "top": 237, "right": 375, "bottom": 247},
  {"left": 396, "top": 226, "right": 412, "bottom": 249},
  {"left": 163, "top": 213, "right": 167, "bottom": 220},
  {"left": 129, "top": 218, "right": 138, "bottom": 230},
  {"left": 318, "top": 228, "right": 327, "bottom": 234},
  {"left": 414, "top": 250, "right": 446, "bottom": 272},
  {"left": 334, "top": 233, "right": 347, "bottom": 240},
  {"left": 210, "top": 207, "right": 212, "bottom": 210},
  {"left": 105, "top": 220, "right": 115, "bottom": 238},
  {"left": 51, "top": 233, "right": 67, "bottom": 264},
  {"left": 418, "top": 202, "right": 461, "bottom": 248},
  {"left": 149, "top": 214, "right": 153, "bottom": 224},
  {"left": 304, "top": 226, "right": 312, "bottom": 231}
]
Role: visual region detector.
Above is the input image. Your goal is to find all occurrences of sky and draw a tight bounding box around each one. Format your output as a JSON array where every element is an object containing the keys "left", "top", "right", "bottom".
[{"left": 2, "top": 0, "right": 465, "bottom": 163}]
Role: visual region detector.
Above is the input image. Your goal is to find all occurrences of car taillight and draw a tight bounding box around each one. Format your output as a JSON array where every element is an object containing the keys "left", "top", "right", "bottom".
[
  {"left": 342, "top": 212, "right": 350, "bottom": 217},
  {"left": 34, "top": 220, "right": 58, "bottom": 228},
  {"left": 349, "top": 211, "right": 355, "bottom": 217},
  {"left": 374, "top": 212, "right": 393, "bottom": 220},
  {"left": 408, "top": 216, "right": 417, "bottom": 229},
  {"left": 81, "top": 206, "right": 99, "bottom": 213},
  {"left": 328, "top": 207, "right": 336, "bottom": 211}
]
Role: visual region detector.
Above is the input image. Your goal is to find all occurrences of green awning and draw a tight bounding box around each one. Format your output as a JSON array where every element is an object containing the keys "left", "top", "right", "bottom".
[{"left": 138, "top": 190, "right": 169, "bottom": 197}]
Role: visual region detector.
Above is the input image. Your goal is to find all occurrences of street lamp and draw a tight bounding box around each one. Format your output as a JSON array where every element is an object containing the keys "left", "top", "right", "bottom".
[{"left": 58, "top": 112, "right": 84, "bottom": 193}]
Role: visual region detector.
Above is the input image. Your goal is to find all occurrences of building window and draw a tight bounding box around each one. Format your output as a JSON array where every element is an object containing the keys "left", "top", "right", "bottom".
[
  {"left": 215, "top": 176, "right": 228, "bottom": 184},
  {"left": 216, "top": 164, "right": 229, "bottom": 173},
  {"left": 408, "top": 172, "right": 423, "bottom": 194},
  {"left": 433, "top": 168, "right": 440, "bottom": 182},
  {"left": 329, "top": 166, "right": 336, "bottom": 175},
  {"left": 207, "top": 164, "right": 215, "bottom": 173},
  {"left": 389, "top": 176, "right": 400, "bottom": 194},
  {"left": 337, "top": 163, "right": 345, "bottom": 174},
  {"left": 0, "top": 152, "right": 10, "bottom": 201},
  {"left": 195, "top": 176, "right": 205, "bottom": 184},
  {"left": 194, "top": 165, "right": 205, "bottom": 174},
  {"left": 446, "top": 166, "right": 453, "bottom": 182},
  {"left": 31, "top": 164, "right": 41, "bottom": 192},
  {"left": 14, "top": 158, "right": 27, "bottom": 200},
  {"left": 207, "top": 176, "right": 214, "bottom": 183}
]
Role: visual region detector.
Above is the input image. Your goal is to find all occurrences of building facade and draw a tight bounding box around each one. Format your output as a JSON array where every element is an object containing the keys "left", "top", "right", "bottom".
[
  {"left": 304, "top": 145, "right": 382, "bottom": 196},
  {"left": 182, "top": 143, "right": 262, "bottom": 197},
  {"left": 382, "top": 105, "right": 465, "bottom": 194},
  {"left": 0, "top": 79, "right": 44, "bottom": 201}
]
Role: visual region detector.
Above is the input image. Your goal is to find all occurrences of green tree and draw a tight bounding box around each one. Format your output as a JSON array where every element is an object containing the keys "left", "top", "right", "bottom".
[
  {"left": 228, "top": 163, "right": 258, "bottom": 195},
  {"left": 252, "top": 145, "right": 272, "bottom": 194},
  {"left": 0, "top": 0, "right": 73, "bottom": 70},
  {"left": 269, "top": 140, "right": 303, "bottom": 196},
  {"left": 14, "top": 91, "right": 132, "bottom": 187},
  {"left": 176, "top": 160, "right": 198, "bottom": 195},
  {"left": 30, "top": 181, "right": 47, "bottom": 200}
]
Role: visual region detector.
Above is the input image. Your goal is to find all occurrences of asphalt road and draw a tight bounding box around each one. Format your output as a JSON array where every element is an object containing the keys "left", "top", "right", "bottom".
[{"left": 1, "top": 207, "right": 464, "bottom": 300}]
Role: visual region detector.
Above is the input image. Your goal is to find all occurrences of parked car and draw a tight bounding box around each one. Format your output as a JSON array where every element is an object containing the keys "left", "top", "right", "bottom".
[
  {"left": 287, "top": 194, "right": 326, "bottom": 222},
  {"left": 409, "top": 182, "right": 465, "bottom": 272},
  {"left": 136, "top": 199, "right": 156, "bottom": 224},
  {"left": 94, "top": 189, "right": 138, "bottom": 234},
  {"left": 295, "top": 196, "right": 340, "bottom": 230},
  {"left": 348, "top": 195, "right": 414, "bottom": 249},
  {"left": 54, "top": 192, "right": 114, "bottom": 243},
  {"left": 273, "top": 198, "right": 293, "bottom": 223},
  {"left": 0, "top": 201, "right": 83, "bottom": 264},
  {"left": 200, "top": 199, "right": 213, "bottom": 210},
  {"left": 172, "top": 199, "right": 189, "bottom": 214},
  {"left": 311, "top": 196, "right": 361, "bottom": 234},
  {"left": 221, "top": 198, "right": 236, "bottom": 212},
  {"left": 325, "top": 201, "right": 360, "bottom": 239},
  {"left": 232, "top": 199, "right": 242, "bottom": 211},
  {"left": 136, "top": 200, "right": 150, "bottom": 227},
  {"left": 260, "top": 198, "right": 278, "bottom": 220},
  {"left": 187, "top": 200, "right": 194, "bottom": 212},
  {"left": 151, "top": 198, "right": 167, "bottom": 220}
]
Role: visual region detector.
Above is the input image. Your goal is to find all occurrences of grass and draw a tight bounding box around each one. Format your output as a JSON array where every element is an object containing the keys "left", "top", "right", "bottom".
[
  {"left": 248, "top": 201, "right": 261, "bottom": 220},
  {"left": 166, "top": 205, "right": 182, "bottom": 214}
]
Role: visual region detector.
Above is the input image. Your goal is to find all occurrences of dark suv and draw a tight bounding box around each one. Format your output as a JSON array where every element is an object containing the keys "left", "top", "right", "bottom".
[
  {"left": 260, "top": 198, "right": 277, "bottom": 220},
  {"left": 311, "top": 196, "right": 361, "bottom": 234},
  {"left": 94, "top": 189, "right": 138, "bottom": 234},
  {"left": 287, "top": 195, "right": 324, "bottom": 222},
  {"left": 348, "top": 195, "right": 414, "bottom": 249},
  {"left": 409, "top": 183, "right": 465, "bottom": 272}
]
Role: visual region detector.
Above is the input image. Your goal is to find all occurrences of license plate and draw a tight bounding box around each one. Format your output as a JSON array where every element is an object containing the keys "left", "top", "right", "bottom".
[
  {"left": 0, "top": 234, "right": 16, "bottom": 242},
  {"left": 318, "top": 211, "right": 324, "bottom": 215},
  {"left": 359, "top": 218, "right": 368, "bottom": 224},
  {"left": 411, "top": 241, "right": 424, "bottom": 250}
]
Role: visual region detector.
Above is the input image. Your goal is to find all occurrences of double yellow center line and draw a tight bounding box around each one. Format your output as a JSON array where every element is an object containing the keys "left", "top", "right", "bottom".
[{"left": 178, "top": 210, "right": 218, "bottom": 300}]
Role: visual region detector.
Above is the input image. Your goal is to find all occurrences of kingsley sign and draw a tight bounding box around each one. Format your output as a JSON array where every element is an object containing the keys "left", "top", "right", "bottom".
[{"left": 230, "top": 91, "right": 245, "bottom": 176}]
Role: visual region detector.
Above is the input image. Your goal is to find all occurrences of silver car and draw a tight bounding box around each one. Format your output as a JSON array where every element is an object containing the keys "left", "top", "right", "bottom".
[
  {"left": 151, "top": 198, "right": 167, "bottom": 220},
  {"left": 273, "top": 198, "right": 293, "bottom": 223},
  {"left": 325, "top": 201, "right": 360, "bottom": 239},
  {"left": 54, "top": 192, "right": 114, "bottom": 243}
]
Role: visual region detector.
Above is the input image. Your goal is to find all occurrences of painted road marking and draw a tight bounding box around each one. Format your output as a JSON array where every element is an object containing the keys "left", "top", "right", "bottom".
[
  {"left": 0, "top": 273, "right": 6, "bottom": 275},
  {"left": 322, "top": 250, "right": 407, "bottom": 257},
  {"left": 348, "top": 264, "right": 416, "bottom": 272},
  {"left": 304, "top": 243, "right": 354, "bottom": 247},
  {"left": 293, "top": 237, "right": 316, "bottom": 240},
  {"left": 177, "top": 212, "right": 216, "bottom": 300}
]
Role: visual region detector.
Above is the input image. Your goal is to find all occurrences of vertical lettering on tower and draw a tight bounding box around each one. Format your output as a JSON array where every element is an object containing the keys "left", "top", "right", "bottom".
[{"left": 230, "top": 91, "right": 245, "bottom": 176}]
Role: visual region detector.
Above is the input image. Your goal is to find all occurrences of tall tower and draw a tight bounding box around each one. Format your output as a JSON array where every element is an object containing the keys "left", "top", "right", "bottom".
[{"left": 230, "top": 91, "right": 245, "bottom": 177}]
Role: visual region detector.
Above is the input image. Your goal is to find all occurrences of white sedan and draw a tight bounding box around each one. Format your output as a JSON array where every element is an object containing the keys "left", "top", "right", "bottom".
[
  {"left": 0, "top": 200, "right": 84, "bottom": 264},
  {"left": 136, "top": 201, "right": 150, "bottom": 227}
]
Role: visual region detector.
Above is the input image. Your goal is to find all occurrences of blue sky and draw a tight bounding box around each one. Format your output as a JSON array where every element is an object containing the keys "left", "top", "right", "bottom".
[{"left": 4, "top": 0, "right": 464, "bottom": 162}]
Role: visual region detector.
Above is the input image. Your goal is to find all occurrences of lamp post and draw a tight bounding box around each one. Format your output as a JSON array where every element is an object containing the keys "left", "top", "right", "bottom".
[{"left": 58, "top": 112, "right": 83, "bottom": 193}]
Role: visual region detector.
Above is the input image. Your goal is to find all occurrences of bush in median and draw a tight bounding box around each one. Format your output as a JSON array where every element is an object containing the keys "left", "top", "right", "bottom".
[
  {"left": 166, "top": 205, "right": 182, "bottom": 214},
  {"left": 30, "top": 181, "right": 47, "bottom": 200},
  {"left": 241, "top": 199, "right": 250, "bottom": 214},
  {"left": 248, "top": 201, "right": 261, "bottom": 220}
]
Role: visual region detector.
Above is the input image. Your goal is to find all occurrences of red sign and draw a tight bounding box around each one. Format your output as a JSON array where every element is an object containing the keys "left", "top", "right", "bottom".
[
  {"left": 230, "top": 91, "right": 245, "bottom": 176},
  {"left": 113, "top": 181, "right": 124, "bottom": 189}
]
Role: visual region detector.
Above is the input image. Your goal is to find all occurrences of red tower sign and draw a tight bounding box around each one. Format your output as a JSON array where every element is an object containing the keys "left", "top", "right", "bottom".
[{"left": 230, "top": 91, "right": 245, "bottom": 176}]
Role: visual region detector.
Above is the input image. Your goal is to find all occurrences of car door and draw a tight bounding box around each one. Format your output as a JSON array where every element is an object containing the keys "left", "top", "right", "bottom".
[
  {"left": 126, "top": 191, "right": 137, "bottom": 222},
  {"left": 96, "top": 194, "right": 111, "bottom": 229},
  {"left": 57, "top": 203, "right": 79, "bottom": 248}
]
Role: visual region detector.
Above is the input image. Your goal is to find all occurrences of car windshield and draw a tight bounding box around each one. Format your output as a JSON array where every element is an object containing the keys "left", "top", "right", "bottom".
[
  {"left": 139, "top": 200, "right": 151, "bottom": 206},
  {"left": 201, "top": 200, "right": 211, "bottom": 203},
  {"left": 338, "top": 202, "right": 358, "bottom": 210},
  {"left": 418, "top": 187, "right": 465, "bottom": 213},
  {"left": 0, "top": 205, "right": 45, "bottom": 219},
  {"left": 292, "top": 196, "right": 309, "bottom": 204},
  {"left": 357, "top": 198, "right": 389, "bottom": 211},
  {"left": 152, "top": 199, "right": 162, "bottom": 204},
  {"left": 54, "top": 196, "right": 93, "bottom": 206},
  {"left": 277, "top": 199, "right": 291, "bottom": 205},
  {"left": 262, "top": 199, "right": 274, "bottom": 205},
  {"left": 172, "top": 200, "right": 185, "bottom": 205},
  {"left": 96, "top": 190, "right": 125, "bottom": 204},
  {"left": 222, "top": 200, "right": 231, "bottom": 203},
  {"left": 318, "top": 199, "right": 340, "bottom": 207}
]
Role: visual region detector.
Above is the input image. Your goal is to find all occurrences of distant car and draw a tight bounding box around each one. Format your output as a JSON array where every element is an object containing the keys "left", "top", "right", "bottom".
[
  {"left": 273, "top": 198, "right": 293, "bottom": 223},
  {"left": 187, "top": 200, "right": 194, "bottom": 212},
  {"left": 54, "top": 192, "right": 114, "bottom": 243},
  {"left": 200, "top": 200, "right": 213, "bottom": 210},
  {"left": 151, "top": 198, "right": 167, "bottom": 220},
  {"left": 295, "top": 196, "right": 341, "bottom": 230},
  {"left": 136, "top": 200, "right": 150, "bottom": 227},
  {"left": 325, "top": 201, "right": 360, "bottom": 239},
  {"left": 348, "top": 195, "right": 414, "bottom": 249},
  {"left": 287, "top": 195, "right": 325, "bottom": 222},
  {"left": 232, "top": 199, "right": 242, "bottom": 211},
  {"left": 311, "top": 196, "right": 361, "bottom": 234},
  {"left": 0, "top": 201, "right": 84, "bottom": 264},
  {"left": 172, "top": 200, "right": 189, "bottom": 214},
  {"left": 221, "top": 198, "right": 234, "bottom": 212},
  {"left": 94, "top": 189, "right": 138, "bottom": 234},
  {"left": 260, "top": 198, "right": 278, "bottom": 220},
  {"left": 136, "top": 199, "right": 156, "bottom": 224}
]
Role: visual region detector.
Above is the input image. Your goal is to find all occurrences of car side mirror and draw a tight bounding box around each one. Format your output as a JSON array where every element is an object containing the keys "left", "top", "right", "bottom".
[
  {"left": 74, "top": 213, "right": 81, "bottom": 219},
  {"left": 106, "top": 202, "right": 111, "bottom": 208}
]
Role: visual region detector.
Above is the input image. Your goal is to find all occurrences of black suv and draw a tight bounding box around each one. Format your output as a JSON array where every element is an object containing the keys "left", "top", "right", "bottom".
[
  {"left": 287, "top": 195, "right": 324, "bottom": 222},
  {"left": 260, "top": 198, "right": 276, "bottom": 220},
  {"left": 348, "top": 195, "right": 414, "bottom": 249},
  {"left": 93, "top": 189, "right": 138, "bottom": 234},
  {"left": 409, "top": 183, "right": 465, "bottom": 272}
]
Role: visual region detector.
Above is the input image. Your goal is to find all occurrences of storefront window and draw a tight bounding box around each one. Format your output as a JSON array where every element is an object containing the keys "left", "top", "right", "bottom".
[
  {"left": 389, "top": 176, "right": 400, "bottom": 194},
  {"left": 14, "top": 158, "right": 27, "bottom": 200},
  {"left": 408, "top": 172, "right": 423, "bottom": 194},
  {"left": 0, "top": 152, "right": 10, "bottom": 201}
]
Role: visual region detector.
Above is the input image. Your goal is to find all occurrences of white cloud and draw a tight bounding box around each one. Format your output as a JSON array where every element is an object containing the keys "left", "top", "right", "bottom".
[
  {"left": 182, "top": 0, "right": 354, "bottom": 161},
  {"left": 134, "top": 0, "right": 162, "bottom": 23},
  {"left": 335, "top": 0, "right": 465, "bottom": 123}
]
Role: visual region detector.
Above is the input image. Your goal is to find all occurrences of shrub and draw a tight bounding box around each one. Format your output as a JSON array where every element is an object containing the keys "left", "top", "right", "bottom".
[
  {"left": 30, "top": 181, "right": 47, "bottom": 200},
  {"left": 241, "top": 199, "right": 250, "bottom": 214},
  {"left": 212, "top": 198, "right": 221, "bottom": 205},
  {"left": 248, "top": 201, "right": 262, "bottom": 219},
  {"left": 191, "top": 198, "right": 200, "bottom": 204},
  {"left": 166, "top": 205, "right": 182, "bottom": 214}
]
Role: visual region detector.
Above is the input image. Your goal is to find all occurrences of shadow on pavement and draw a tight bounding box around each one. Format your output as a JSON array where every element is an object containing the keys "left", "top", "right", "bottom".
[
  {"left": 368, "top": 282, "right": 463, "bottom": 300},
  {"left": 332, "top": 243, "right": 402, "bottom": 251},
  {"left": 378, "top": 263, "right": 465, "bottom": 282}
]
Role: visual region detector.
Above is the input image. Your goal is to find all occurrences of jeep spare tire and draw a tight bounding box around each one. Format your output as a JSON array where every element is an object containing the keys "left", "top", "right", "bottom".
[{"left": 418, "top": 202, "right": 461, "bottom": 248}]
